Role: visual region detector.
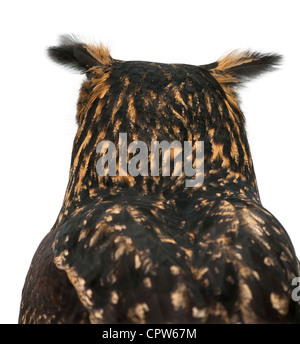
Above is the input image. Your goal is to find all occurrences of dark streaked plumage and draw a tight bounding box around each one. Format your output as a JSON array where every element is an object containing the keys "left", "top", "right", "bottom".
[{"left": 19, "top": 35, "right": 300, "bottom": 324}]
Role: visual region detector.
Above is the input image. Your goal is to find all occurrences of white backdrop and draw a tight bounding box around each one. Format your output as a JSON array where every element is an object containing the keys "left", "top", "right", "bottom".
[{"left": 1, "top": 0, "right": 299, "bottom": 324}]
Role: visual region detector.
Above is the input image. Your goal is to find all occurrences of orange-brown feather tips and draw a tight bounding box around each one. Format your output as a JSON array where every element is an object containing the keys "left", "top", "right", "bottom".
[{"left": 85, "top": 43, "right": 112, "bottom": 67}]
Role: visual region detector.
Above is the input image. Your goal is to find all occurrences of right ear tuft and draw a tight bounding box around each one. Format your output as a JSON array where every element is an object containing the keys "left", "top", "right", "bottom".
[
  {"left": 202, "top": 50, "right": 282, "bottom": 87},
  {"left": 47, "top": 35, "right": 112, "bottom": 73}
]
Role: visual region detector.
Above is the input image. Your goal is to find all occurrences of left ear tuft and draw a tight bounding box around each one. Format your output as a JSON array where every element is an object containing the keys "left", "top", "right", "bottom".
[{"left": 48, "top": 34, "right": 112, "bottom": 73}]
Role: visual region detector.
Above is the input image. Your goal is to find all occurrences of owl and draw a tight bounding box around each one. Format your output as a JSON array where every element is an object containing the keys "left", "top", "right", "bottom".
[{"left": 19, "top": 35, "right": 300, "bottom": 324}]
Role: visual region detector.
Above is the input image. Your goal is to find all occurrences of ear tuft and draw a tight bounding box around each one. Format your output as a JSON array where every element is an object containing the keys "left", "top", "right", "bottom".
[
  {"left": 202, "top": 50, "right": 282, "bottom": 86},
  {"left": 48, "top": 34, "right": 111, "bottom": 73}
]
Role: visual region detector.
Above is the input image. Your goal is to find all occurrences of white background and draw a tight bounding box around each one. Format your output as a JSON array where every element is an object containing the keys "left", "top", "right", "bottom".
[{"left": 1, "top": 0, "right": 299, "bottom": 324}]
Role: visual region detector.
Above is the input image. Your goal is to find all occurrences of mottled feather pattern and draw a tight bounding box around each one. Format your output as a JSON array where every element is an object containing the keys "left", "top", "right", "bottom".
[{"left": 19, "top": 35, "right": 300, "bottom": 324}]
